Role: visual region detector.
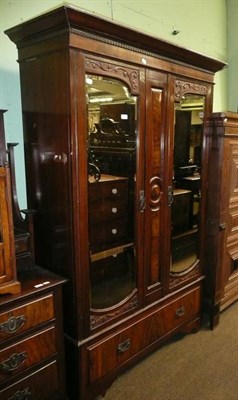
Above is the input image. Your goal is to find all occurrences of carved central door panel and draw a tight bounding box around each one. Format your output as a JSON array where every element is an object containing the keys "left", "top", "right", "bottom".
[{"left": 144, "top": 70, "right": 168, "bottom": 303}]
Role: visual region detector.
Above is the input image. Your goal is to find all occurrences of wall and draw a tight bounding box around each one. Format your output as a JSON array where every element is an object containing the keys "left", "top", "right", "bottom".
[
  {"left": 227, "top": 0, "right": 238, "bottom": 112},
  {"left": 0, "top": 0, "right": 228, "bottom": 208}
]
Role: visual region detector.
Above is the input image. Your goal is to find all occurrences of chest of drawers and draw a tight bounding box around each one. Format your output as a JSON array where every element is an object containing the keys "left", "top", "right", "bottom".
[
  {"left": 0, "top": 267, "right": 67, "bottom": 400},
  {"left": 89, "top": 174, "right": 129, "bottom": 253}
]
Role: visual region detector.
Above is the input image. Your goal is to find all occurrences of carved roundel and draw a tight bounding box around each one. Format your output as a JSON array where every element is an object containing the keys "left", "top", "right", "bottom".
[{"left": 149, "top": 176, "right": 162, "bottom": 211}]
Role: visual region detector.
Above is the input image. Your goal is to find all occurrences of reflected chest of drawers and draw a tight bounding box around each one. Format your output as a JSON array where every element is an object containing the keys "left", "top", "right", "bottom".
[
  {"left": 0, "top": 267, "right": 67, "bottom": 400},
  {"left": 89, "top": 174, "right": 129, "bottom": 253}
]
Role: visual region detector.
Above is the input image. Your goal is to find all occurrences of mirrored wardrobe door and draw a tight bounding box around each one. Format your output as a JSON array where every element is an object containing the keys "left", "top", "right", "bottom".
[
  {"left": 170, "top": 81, "right": 207, "bottom": 275},
  {"left": 85, "top": 65, "right": 139, "bottom": 315}
]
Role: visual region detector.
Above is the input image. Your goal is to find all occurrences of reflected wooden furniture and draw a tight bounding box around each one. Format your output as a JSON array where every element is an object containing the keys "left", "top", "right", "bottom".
[
  {"left": 178, "top": 175, "right": 201, "bottom": 227},
  {"left": 89, "top": 174, "right": 130, "bottom": 253},
  {"left": 205, "top": 112, "right": 238, "bottom": 328},
  {"left": 0, "top": 267, "right": 67, "bottom": 400},
  {"left": 5, "top": 6, "right": 225, "bottom": 399},
  {"left": 7, "top": 143, "right": 35, "bottom": 271},
  {"left": 172, "top": 189, "right": 192, "bottom": 235},
  {"left": 0, "top": 110, "right": 20, "bottom": 295}
]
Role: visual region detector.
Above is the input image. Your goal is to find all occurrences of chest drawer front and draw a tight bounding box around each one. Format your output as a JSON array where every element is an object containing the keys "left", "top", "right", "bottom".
[
  {"left": 89, "top": 179, "right": 128, "bottom": 204},
  {"left": 88, "top": 286, "right": 200, "bottom": 383},
  {"left": 89, "top": 197, "right": 128, "bottom": 223},
  {"left": 0, "top": 326, "right": 56, "bottom": 382},
  {"left": 0, "top": 361, "right": 59, "bottom": 400},
  {"left": 0, "top": 295, "right": 54, "bottom": 341},
  {"left": 90, "top": 217, "right": 129, "bottom": 251}
]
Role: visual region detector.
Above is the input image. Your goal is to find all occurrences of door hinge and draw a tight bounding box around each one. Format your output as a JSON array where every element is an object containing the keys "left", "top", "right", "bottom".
[
  {"left": 139, "top": 190, "right": 146, "bottom": 212},
  {"left": 168, "top": 185, "right": 174, "bottom": 207}
]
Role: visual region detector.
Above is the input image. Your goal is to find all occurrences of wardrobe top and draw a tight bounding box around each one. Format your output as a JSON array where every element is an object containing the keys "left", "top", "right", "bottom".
[{"left": 5, "top": 4, "right": 226, "bottom": 73}]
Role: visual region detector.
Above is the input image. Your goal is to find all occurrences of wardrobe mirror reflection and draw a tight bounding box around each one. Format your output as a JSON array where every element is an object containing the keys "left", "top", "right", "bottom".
[
  {"left": 171, "top": 94, "right": 205, "bottom": 273},
  {"left": 86, "top": 74, "right": 137, "bottom": 309}
]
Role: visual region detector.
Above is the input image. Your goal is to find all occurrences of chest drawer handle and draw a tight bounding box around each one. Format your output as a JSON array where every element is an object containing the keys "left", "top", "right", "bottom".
[
  {"left": 117, "top": 338, "right": 131, "bottom": 354},
  {"left": 8, "top": 387, "right": 31, "bottom": 400},
  {"left": 1, "top": 351, "right": 27, "bottom": 372},
  {"left": 175, "top": 306, "right": 185, "bottom": 318},
  {"left": 112, "top": 188, "right": 118, "bottom": 194},
  {"left": 112, "top": 228, "right": 118, "bottom": 235},
  {"left": 112, "top": 207, "right": 118, "bottom": 214},
  {"left": 0, "top": 315, "right": 26, "bottom": 334}
]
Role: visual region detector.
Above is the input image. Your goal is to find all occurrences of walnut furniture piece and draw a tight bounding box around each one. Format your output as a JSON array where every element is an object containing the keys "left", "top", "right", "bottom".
[
  {"left": 5, "top": 6, "right": 226, "bottom": 399},
  {"left": 7, "top": 142, "right": 35, "bottom": 272},
  {"left": 0, "top": 267, "right": 67, "bottom": 400},
  {"left": 0, "top": 110, "right": 20, "bottom": 295},
  {"left": 205, "top": 112, "right": 238, "bottom": 328}
]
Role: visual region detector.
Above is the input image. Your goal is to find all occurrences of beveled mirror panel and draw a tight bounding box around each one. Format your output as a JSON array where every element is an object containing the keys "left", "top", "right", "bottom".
[
  {"left": 171, "top": 94, "right": 205, "bottom": 273},
  {"left": 86, "top": 74, "right": 137, "bottom": 309}
]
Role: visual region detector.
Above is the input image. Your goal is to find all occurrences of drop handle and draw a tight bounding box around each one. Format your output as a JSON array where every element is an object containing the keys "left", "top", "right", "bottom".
[
  {"left": 117, "top": 338, "right": 131, "bottom": 354},
  {"left": 0, "top": 314, "right": 26, "bottom": 334},
  {"left": 1, "top": 351, "right": 27, "bottom": 372},
  {"left": 175, "top": 306, "right": 185, "bottom": 318},
  {"left": 7, "top": 387, "right": 31, "bottom": 400}
]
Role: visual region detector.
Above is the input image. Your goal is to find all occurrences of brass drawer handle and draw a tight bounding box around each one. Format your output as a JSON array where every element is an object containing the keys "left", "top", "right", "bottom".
[
  {"left": 0, "top": 315, "right": 26, "bottom": 334},
  {"left": 175, "top": 306, "right": 185, "bottom": 318},
  {"left": 1, "top": 351, "right": 27, "bottom": 372},
  {"left": 117, "top": 338, "right": 131, "bottom": 354},
  {"left": 8, "top": 387, "right": 31, "bottom": 400}
]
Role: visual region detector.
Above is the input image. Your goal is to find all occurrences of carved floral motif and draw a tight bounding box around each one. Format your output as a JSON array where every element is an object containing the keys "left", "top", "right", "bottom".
[
  {"left": 175, "top": 80, "right": 207, "bottom": 101},
  {"left": 90, "top": 294, "right": 138, "bottom": 329},
  {"left": 85, "top": 58, "right": 139, "bottom": 93},
  {"left": 169, "top": 263, "right": 200, "bottom": 288}
]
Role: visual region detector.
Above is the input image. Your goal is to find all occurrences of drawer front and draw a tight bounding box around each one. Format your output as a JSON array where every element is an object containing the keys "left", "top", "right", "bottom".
[
  {"left": 0, "top": 295, "right": 54, "bottom": 341},
  {"left": 88, "top": 286, "right": 200, "bottom": 383},
  {"left": 89, "top": 180, "right": 128, "bottom": 203},
  {"left": 89, "top": 197, "right": 128, "bottom": 223},
  {"left": 0, "top": 361, "right": 59, "bottom": 400},
  {"left": 90, "top": 217, "right": 129, "bottom": 251},
  {"left": 0, "top": 326, "right": 56, "bottom": 382}
]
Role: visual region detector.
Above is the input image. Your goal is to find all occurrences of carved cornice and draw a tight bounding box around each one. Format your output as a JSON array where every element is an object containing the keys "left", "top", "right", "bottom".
[
  {"left": 175, "top": 80, "right": 208, "bottom": 102},
  {"left": 13, "top": 27, "right": 69, "bottom": 49},
  {"left": 5, "top": 5, "right": 226, "bottom": 73}
]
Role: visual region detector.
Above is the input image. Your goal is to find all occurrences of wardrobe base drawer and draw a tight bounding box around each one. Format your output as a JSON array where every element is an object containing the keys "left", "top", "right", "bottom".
[{"left": 88, "top": 286, "right": 200, "bottom": 383}]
